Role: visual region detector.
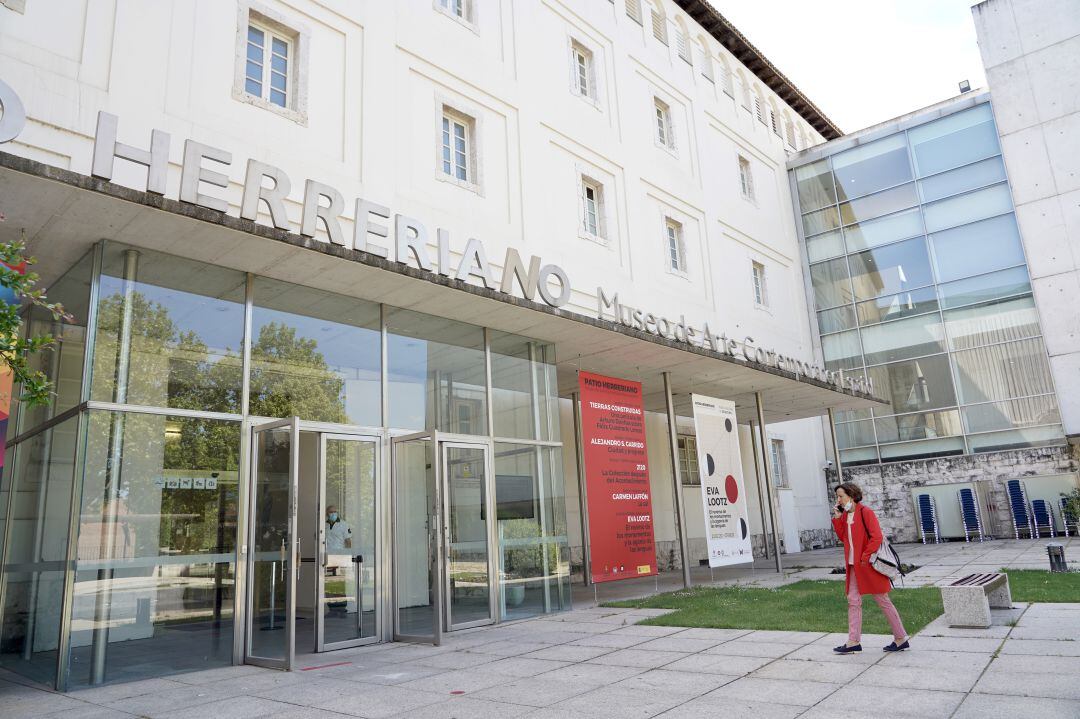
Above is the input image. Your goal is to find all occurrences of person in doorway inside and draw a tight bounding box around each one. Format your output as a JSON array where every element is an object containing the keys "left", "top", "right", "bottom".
[
  {"left": 831, "top": 482, "right": 910, "bottom": 654},
  {"left": 326, "top": 505, "right": 353, "bottom": 552}
]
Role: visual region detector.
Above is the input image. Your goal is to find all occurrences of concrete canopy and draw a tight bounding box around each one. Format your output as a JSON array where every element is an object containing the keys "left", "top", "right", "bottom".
[{"left": 0, "top": 153, "right": 885, "bottom": 423}]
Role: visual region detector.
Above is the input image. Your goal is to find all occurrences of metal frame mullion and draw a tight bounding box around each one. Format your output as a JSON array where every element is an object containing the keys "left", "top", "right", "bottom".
[{"left": 54, "top": 408, "right": 89, "bottom": 690}]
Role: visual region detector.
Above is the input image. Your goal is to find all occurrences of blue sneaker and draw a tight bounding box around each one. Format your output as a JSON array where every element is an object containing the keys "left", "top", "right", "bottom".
[
  {"left": 883, "top": 640, "right": 910, "bottom": 652},
  {"left": 833, "top": 643, "right": 862, "bottom": 654}
]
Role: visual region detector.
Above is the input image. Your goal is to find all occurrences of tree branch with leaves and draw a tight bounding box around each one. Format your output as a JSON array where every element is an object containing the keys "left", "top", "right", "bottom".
[{"left": 0, "top": 210, "right": 73, "bottom": 407}]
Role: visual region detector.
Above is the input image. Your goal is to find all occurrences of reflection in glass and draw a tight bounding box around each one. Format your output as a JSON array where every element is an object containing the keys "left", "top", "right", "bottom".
[
  {"left": 445, "top": 446, "right": 490, "bottom": 626},
  {"left": 866, "top": 354, "right": 956, "bottom": 413},
  {"left": 832, "top": 134, "right": 912, "bottom": 201},
  {"left": 809, "top": 257, "right": 852, "bottom": 309},
  {"left": 879, "top": 436, "right": 964, "bottom": 461},
  {"left": 322, "top": 439, "right": 377, "bottom": 645},
  {"left": 250, "top": 278, "right": 380, "bottom": 425},
  {"left": 937, "top": 266, "right": 1031, "bottom": 310},
  {"left": 963, "top": 395, "right": 1061, "bottom": 434},
  {"left": 248, "top": 426, "right": 290, "bottom": 664},
  {"left": 967, "top": 426, "right": 1064, "bottom": 453},
  {"left": 943, "top": 296, "right": 1041, "bottom": 351},
  {"left": 0, "top": 418, "right": 78, "bottom": 686},
  {"left": 856, "top": 286, "right": 939, "bottom": 326},
  {"left": 19, "top": 250, "right": 93, "bottom": 432},
  {"left": 818, "top": 305, "right": 857, "bottom": 335},
  {"left": 874, "top": 409, "right": 962, "bottom": 444},
  {"left": 848, "top": 237, "right": 933, "bottom": 300},
  {"left": 918, "top": 155, "right": 1006, "bottom": 203},
  {"left": 92, "top": 244, "right": 246, "bottom": 414},
  {"left": 495, "top": 444, "right": 570, "bottom": 621},
  {"left": 842, "top": 208, "right": 923, "bottom": 252},
  {"left": 802, "top": 206, "right": 841, "bottom": 237},
  {"left": 806, "top": 230, "right": 845, "bottom": 263},
  {"left": 923, "top": 182, "right": 1012, "bottom": 235},
  {"left": 953, "top": 338, "right": 1054, "bottom": 405},
  {"left": 68, "top": 412, "right": 239, "bottom": 687},
  {"left": 795, "top": 159, "right": 837, "bottom": 212},
  {"left": 822, "top": 330, "right": 862, "bottom": 371},
  {"left": 908, "top": 103, "right": 998, "bottom": 177},
  {"left": 394, "top": 438, "right": 437, "bottom": 636},
  {"left": 840, "top": 447, "right": 879, "bottom": 465},
  {"left": 835, "top": 420, "right": 876, "bottom": 449},
  {"left": 387, "top": 308, "right": 486, "bottom": 433},
  {"left": 490, "top": 333, "right": 559, "bottom": 442},
  {"left": 929, "top": 213, "right": 1024, "bottom": 283},
  {"left": 860, "top": 313, "right": 945, "bottom": 365},
  {"left": 839, "top": 184, "right": 918, "bottom": 227}
]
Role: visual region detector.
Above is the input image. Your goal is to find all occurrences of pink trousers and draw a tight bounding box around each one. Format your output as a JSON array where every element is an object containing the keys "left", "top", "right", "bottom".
[{"left": 847, "top": 566, "right": 907, "bottom": 644}]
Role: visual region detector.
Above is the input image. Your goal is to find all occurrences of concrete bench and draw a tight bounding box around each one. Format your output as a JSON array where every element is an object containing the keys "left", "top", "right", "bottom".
[{"left": 941, "top": 573, "right": 1012, "bottom": 628}]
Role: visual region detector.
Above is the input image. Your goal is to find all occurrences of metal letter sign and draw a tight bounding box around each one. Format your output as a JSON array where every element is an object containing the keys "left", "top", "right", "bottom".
[{"left": 0, "top": 78, "right": 26, "bottom": 144}]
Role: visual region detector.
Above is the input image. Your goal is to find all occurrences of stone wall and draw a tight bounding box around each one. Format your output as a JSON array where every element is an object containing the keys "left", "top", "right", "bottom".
[
  {"left": 828, "top": 446, "right": 1079, "bottom": 543},
  {"left": 800, "top": 527, "right": 840, "bottom": 552}
]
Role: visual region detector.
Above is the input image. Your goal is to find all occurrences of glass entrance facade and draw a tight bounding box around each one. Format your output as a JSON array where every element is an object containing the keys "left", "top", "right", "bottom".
[
  {"left": 0, "top": 240, "right": 571, "bottom": 690},
  {"left": 790, "top": 100, "right": 1065, "bottom": 465}
]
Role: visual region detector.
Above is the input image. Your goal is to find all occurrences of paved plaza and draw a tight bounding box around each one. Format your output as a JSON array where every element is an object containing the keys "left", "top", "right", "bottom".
[{"left": 2, "top": 538, "right": 1077, "bottom": 719}]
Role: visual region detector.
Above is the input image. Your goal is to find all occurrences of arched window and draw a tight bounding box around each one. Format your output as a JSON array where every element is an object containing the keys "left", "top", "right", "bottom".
[
  {"left": 768, "top": 98, "right": 781, "bottom": 135},
  {"left": 783, "top": 112, "right": 797, "bottom": 148},
  {"left": 737, "top": 70, "right": 751, "bottom": 110},
  {"left": 696, "top": 36, "right": 713, "bottom": 82},
  {"left": 648, "top": 0, "right": 668, "bottom": 45},
  {"left": 625, "top": 0, "right": 643, "bottom": 25},
  {"left": 674, "top": 17, "right": 692, "bottom": 64},
  {"left": 754, "top": 87, "right": 766, "bottom": 124},
  {"left": 718, "top": 55, "right": 734, "bottom": 97}
]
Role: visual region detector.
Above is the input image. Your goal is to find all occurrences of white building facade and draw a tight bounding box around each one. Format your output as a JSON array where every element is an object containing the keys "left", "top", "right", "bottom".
[{"left": 0, "top": 0, "right": 874, "bottom": 691}]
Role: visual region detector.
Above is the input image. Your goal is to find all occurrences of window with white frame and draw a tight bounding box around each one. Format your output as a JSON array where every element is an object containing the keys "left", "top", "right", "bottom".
[
  {"left": 754, "top": 96, "right": 765, "bottom": 124},
  {"left": 770, "top": 438, "right": 788, "bottom": 488},
  {"left": 738, "top": 155, "right": 755, "bottom": 202},
  {"left": 441, "top": 108, "right": 474, "bottom": 183},
  {"left": 698, "top": 43, "right": 714, "bottom": 82},
  {"left": 581, "top": 176, "right": 604, "bottom": 239},
  {"left": 650, "top": 5, "right": 668, "bottom": 44},
  {"left": 625, "top": 0, "right": 642, "bottom": 24},
  {"left": 571, "top": 41, "right": 596, "bottom": 101},
  {"left": 676, "top": 27, "right": 692, "bottom": 64},
  {"left": 245, "top": 20, "right": 293, "bottom": 109},
  {"left": 752, "top": 260, "right": 768, "bottom": 307},
  {"left": 654, "top": 97, "right": 674, "bottom": 150},
  {"left": 785, "top": 120, "right": 797, "bottom": 148},
  {"left": 437, "top": 0, "right": 472, "bottom": 23},
  {"left": 740, "top": 81, "right": 751, "bottom": 110},
  {"left": 678, "top": 436, "right": 701, "bottom": 485},
  {"left": 665, "top": 217, "right": 685, "bottom": 273},
  {"left": 770, "top": 110, "right": 780, "bottom": 135}
]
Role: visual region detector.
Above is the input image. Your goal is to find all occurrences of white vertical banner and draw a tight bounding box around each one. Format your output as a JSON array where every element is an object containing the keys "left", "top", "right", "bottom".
[{"left": 692, "top": 394, "right": 753, "bottom": 567}]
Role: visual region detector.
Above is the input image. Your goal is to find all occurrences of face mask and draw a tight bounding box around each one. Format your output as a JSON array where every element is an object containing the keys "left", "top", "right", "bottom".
[
  {"left": 328, "top": 512, "right": 339, "bottom": 523},
  {"left": 843, "top": 501, "right": 853, "bottom": 512}
]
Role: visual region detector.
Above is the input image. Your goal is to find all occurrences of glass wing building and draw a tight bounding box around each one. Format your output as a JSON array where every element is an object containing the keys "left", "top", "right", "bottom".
[{"left": 788, "top": 97, "right": 1065, "bottom": 466}]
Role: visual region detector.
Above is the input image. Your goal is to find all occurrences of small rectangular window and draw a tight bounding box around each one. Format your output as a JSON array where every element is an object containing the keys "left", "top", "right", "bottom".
[
  {"left": 441, "top": 110, "right": 472, "bottom": 183},
  {"left": 678, "top": 436, "right": 701, "bottom": 485},
  {"left": 752, "top": 261, "right": 768, "bottom": 306},
  {"left": 770, "top": 439, "right": 788, "bottom": 488},
  {"left": 582, "top": 178, "right": 603, "bottom": 238},
  {"left": 738, "top": 155, "right": 755, "bottom": 202},
  {"left": 439, "top": 0, "right": 467, "bottom": 20},
  {"left": 625, "top": 0, "right": 642, "bottom": 24},
  {"left": 665, "top": 218, "right": 685, "bottom": 272},
  {"left": 676, "top": 31, "right": 691, "bottom": 64},
  {"left": 571, "top": 42, "right": 595, "bottom": 101},
  {"left": 245, "top": 22, "right": 291, "bottom": 109},
  {"left": 654, "top": 98, "right": 674, "bottom": 150}
]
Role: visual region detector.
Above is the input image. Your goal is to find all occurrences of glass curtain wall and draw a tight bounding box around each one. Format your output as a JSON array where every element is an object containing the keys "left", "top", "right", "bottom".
[
  {"left": 792, "top": 102, "right": 1064, "bottom": 464},
  {"left": 0, "top": 239, "right": 571, "bottom": 689}
]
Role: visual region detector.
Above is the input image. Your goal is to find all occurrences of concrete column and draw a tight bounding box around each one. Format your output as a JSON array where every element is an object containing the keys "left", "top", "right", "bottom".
[
  {"left": 571, "top": 391, "right": 591, "bottom": 586},
  {"left": 663, "top": 372, "right": 691, "bottom": 589}
]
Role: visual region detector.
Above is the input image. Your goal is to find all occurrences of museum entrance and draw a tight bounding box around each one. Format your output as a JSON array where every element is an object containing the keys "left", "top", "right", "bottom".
[{"left": 244, "top": 418, "right": 381, "bottom": 670}]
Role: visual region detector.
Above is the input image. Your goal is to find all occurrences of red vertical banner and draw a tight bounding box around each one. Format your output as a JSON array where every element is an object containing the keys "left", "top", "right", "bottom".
[{"left": 578, "top": 371, "right": 657, "bottom": 583}]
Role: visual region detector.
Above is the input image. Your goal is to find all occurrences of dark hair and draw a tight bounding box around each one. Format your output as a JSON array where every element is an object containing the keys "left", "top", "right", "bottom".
[{"left": 835, "top": 482, "right": 863, "bottom": 503}]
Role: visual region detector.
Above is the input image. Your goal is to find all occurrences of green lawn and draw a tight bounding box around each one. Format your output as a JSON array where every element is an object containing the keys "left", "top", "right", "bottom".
[
  {"left": 1004, "top": 570, "right": 1080, "bottom": 602},
  {"left": 603, "top": 580, "right": 943, "bottom": 635}
]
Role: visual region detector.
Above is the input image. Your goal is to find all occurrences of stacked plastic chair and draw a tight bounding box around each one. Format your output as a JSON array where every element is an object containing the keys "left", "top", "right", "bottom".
[
  {"left": 1006, "top": 479, "right": 1034, "bottom": 539},
  {"left": 916, "top": 493, "right": 941, "bottom": 544},
  {"left": 957, "top": 488, "right": 986, "bottom": 542},
  {"left": 1031, "top": 499, "right": 1057, "bottom": 538},
  {"left": 1061, "top": 497, "right": 1078, "bottom": 537}
]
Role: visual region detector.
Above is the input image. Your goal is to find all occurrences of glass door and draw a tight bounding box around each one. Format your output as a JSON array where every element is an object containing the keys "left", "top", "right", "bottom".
[
  {"left": 317, "top": 434, "right": 379, "bottom": 651},
  {"left": 442, "top": 442, "right": 495, "bottom": 630},
  {"left": 391, "top": 433, "right": 443, "bottom": 644},
  {"left": 246, "top": 417, "right": 299, "bottom": 670}
]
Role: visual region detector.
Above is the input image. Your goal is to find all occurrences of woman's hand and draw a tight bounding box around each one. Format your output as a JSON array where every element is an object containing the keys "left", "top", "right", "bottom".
[{"left": 831, "top": 506, "right": 842, "bottom": 519}]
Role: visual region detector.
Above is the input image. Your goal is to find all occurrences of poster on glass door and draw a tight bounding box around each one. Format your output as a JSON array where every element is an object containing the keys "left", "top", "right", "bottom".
[
  {"left": 692, "top": 394, "right": 753, "bottom": 567},
  {"left": 578, "top": 371, "right": 657, "bottom": 583}
]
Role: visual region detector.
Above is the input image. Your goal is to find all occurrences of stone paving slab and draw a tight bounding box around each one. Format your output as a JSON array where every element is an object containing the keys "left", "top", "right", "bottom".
[
  {"left": 702, "top": 639, "right": 806, "bottom": 658},
  {"left": 752, "top": 658, "right": 867, "bottom": 683},
  {"left": 652, "top": 695, "right": 803, "bottom": 719},
  {"left": 998, "top": 637, "right": 1080, "bottom": 656},
  {"left": 857, "top": 663, "right": 985, "bottom": 693},
  {"left": 974, "top": 666, "right": 1080, "bottom": 700},
  {"left": 387, "top": 696, "right": 533, "bottom": 719},
  {"left": 808, "top": 683, "right": 966, "bottom": 718},
  {"left": 951, "top": 693, "right": 1080, "bottom": 719},
  {"left": 704, "top": 676, "right": 841, "bottom": 707}
]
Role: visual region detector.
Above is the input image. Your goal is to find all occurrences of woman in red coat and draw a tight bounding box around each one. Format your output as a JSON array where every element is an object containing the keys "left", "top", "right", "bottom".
[{"left": 831, "top": 482, "right": 909, "bottom": 654}]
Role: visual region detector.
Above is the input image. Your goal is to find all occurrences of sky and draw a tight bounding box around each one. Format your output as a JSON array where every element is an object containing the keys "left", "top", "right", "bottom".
[{"left": 711, "top": 0, "right": 988, "bottom": 134}]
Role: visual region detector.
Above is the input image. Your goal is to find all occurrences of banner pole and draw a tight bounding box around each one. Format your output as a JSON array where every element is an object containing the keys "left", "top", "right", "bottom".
[
  {"left": 755, "top": 392, "right": 783, "bottom": 574},
  {"left": 827, "top": 407, "right": 844, "bottom": 488},
  {"left": 572, "top": 390, "right": 591, "bottom": 587},
  {"left": 749, "top": 419, "right": 770, "bottom": 561},
  {"left": 663, "top": 372, "right": 692, "bottom": 590}
]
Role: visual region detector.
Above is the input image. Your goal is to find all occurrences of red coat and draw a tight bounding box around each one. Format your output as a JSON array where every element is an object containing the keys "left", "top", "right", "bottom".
[{"left": 831, "top": 503, "right": 892, "bottom": 595}]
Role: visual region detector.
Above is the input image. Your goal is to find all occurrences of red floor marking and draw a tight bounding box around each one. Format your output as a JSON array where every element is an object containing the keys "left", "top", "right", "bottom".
[
  {"left": 450, "top": 690, "right": 465, "bottom": 695},
  {"left": 301, "top": 661, "right": 353, "bottom": 671}
]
